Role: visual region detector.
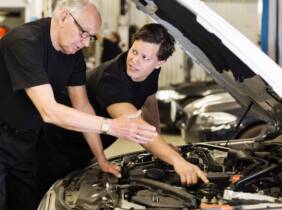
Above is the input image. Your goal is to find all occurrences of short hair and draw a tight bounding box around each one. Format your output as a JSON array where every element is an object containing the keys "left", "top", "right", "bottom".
[
  {"left": 53, "top": 0, "right": 97, "bottom": 17},
  {"left": 132, "top": 23, "right": 175, "bottom": 61}
]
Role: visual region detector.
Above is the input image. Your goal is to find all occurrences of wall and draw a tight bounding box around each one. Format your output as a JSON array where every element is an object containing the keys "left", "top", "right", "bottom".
[
  {"left": 205, "top": 0, "right": 259, "bottom": 44},
  {"left": 0, "top": 0, "right": 43, "bottom": 24}
]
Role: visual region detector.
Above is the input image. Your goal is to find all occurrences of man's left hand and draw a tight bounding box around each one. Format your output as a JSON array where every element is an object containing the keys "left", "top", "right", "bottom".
[{"left": 98, "top": 160, "right": 121, "bottom": 178}]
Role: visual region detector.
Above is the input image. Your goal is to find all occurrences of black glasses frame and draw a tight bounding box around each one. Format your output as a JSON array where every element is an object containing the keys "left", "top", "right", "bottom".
[{"left": 68, "top": 12, "right": 96, "bottom": 41}]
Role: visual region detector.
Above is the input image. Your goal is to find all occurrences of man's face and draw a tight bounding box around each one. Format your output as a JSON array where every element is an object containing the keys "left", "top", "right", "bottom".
[
  {"left": 58, "top": 3, "right": 100, "bottom": 54},
  {"left": 126, "top": 40, "right": 165, "bottom": 82}
]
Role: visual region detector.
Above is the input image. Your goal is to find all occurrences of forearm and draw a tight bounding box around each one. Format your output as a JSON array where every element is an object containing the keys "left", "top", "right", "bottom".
[
  {"left": 25, "top": 84, "right": 105, "bottom": 133},
  {"left": 142, "top": 104, "right": 161, "bottom": 133},
  {"left": 83, "top": 132, "right": 107, "bottom": 162},
  {"left": 72, "top": 102, "right": 108, "bottom": 163},
  {"left": 26, "top": 84, "right": 157, "bottom": 144},
  {"left": 42, "top": 102, "right": 106, "bottom": 133},
  {"left": 142, "top": 135, "right": 183, "bottom": 166},
  {"left": 144, "top": 132, "right": 209, "bottom": 185},
  {"left": 142, "top": 95, "right": 161, "bottom": 133}
]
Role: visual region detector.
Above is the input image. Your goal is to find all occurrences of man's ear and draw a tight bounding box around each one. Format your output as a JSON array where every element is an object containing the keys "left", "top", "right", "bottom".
[
  {"left": 156, "top": 60, "right": 166, "bottom": 69},
  {"left": 58, "top": 9, "right": 68, "bottom": 26}
]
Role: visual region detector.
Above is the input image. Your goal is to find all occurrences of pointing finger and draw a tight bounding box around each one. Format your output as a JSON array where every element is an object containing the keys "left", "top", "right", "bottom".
[{"left": 197, "top": 171, "right": 209, "bottom": 184}]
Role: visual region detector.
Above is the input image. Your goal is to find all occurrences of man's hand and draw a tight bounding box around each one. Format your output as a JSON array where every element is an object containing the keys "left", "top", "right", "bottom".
[
  {"left": 173, "top": 159, "right": 209, "bottom": 185},
  {"left": 108, "top": 110, "right": 157, "bottom": 144},
  {"left": 98, "top": 159, "right": 121, "bottom": 178}
]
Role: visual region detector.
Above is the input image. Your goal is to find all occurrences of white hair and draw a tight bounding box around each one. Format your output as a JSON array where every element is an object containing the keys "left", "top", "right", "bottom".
[{"left": 53, "top": 0, "right": 97, "bottom": 17}]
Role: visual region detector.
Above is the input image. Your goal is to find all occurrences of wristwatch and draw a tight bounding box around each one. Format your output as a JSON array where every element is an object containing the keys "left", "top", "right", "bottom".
[{"left": 101, "top": 118, "right": 110, "bottom": 134}]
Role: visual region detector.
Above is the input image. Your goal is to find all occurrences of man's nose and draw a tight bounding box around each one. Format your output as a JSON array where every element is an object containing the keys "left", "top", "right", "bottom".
[
  {"left": 131, "top": 55, "right": 140, "bottom": 64},
  {"left": 81, "top": 37, "right": 90, "bottom": 48}
]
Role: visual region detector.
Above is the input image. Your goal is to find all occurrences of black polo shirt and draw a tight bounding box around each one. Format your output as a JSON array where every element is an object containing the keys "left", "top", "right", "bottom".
[
  {"left": 101, "top": 38, "right": 122, "bottom": 63},
  {"left": 86, "top": 52, "right": 160, "bottom": 145},
  {"left": 0, "top": 18, "right": 86, "bottom": 130}
]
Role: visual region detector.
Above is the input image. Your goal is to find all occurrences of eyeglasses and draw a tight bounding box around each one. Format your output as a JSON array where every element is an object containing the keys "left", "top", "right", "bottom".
[{"left": 68, "top": 11, "right": 96, "bottom": 42}]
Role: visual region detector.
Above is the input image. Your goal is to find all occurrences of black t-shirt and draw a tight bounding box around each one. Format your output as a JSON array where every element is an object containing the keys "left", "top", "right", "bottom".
[
  {"left": 101, "top": 38, "right": 122, "bottom": 63},
  {"left": 0, "top": 18, "right": 86, "bottom": 130},
  {"left": 86, "top": 52, "right": 159, "bottom": 143}
]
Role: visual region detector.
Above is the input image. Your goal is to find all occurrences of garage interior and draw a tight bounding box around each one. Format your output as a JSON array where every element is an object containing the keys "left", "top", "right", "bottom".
[{"left": 1, "top": 0, "right": 282, "bottom": 209}]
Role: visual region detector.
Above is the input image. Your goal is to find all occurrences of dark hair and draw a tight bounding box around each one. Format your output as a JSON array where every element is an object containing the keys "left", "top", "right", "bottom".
[{"left": 132, "top": 23, "right": 175, "bottom": 61}]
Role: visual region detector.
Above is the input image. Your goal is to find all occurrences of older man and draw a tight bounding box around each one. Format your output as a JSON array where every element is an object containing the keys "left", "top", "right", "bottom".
[{"left": 0, "top": 0, "right": 156, "bottom": 209}]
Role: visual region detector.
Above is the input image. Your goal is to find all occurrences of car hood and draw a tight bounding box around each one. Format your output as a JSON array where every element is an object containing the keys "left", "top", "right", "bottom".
[{"left": 132, "top": 0, "right": 282, "bottom": 127}]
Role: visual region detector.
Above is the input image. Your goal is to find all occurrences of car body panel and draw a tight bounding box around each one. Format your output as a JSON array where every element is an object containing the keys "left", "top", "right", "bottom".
[
  {"left": 157, "top": 81, "right": 224, "bottom": 131},
  {"left": 179, "top": 92, "right": 265, "bottom": 142}
]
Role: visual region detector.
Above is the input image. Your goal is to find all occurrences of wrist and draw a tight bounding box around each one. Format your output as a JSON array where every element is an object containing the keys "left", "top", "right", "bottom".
[
  {"left": 97, "top": 156, "right": 108, "bottom": 165},
  {"left": 170, "top": 153, "right": 184, "bottom": 166},
  {"left": 106, "top": 118, "right": 114, "bottom": 136}
]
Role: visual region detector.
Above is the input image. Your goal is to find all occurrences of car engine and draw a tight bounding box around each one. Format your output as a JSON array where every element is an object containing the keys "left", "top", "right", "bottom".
[{"left": 40, "top": 137, "right": 282, "bottom": 210}]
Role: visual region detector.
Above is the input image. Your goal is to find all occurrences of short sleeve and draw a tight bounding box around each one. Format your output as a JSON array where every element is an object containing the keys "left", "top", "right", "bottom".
[
  {"left": 4, "top": 39, "right": 49, "bottom": 91},
  {"left": 67, "top": 51, "right": 86, "bottom": 86},
  {"left": 148, "top": 70, "right": 159, "bottom": 95},
  {"left": 96, "top": 75, "right": 133, "bottom": 109}
]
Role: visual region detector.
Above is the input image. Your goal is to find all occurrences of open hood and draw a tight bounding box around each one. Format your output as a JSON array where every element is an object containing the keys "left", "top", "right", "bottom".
[{"left": 132, "top": 0, "right": 282, "bottom": 128}]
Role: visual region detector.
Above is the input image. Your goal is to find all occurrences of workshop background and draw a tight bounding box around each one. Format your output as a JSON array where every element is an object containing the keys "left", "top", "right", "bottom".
[{"left": 0, "top": 0, "right": 280, "bottom": 157}]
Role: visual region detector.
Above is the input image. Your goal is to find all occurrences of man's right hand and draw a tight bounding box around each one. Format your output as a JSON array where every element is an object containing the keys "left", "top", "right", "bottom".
[
  {"left": 173, "top": 158, "right": 209, "bottom": 185},
  {"left": 108, "top": 110, "right": 157, "bottom": 144}
]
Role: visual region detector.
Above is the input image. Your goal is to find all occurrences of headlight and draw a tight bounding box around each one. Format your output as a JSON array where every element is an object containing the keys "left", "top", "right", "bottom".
[
  {"left": 195, "top": 112, "right": 237, "bottom": 127},
  {"left": 156, "top": 90, "right": 185, "bottom": 102}
]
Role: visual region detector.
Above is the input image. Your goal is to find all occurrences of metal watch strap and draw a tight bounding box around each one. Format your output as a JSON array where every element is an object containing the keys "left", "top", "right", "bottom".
[{"left": 101, "top": 118, "right": 110, "bottom": 134}]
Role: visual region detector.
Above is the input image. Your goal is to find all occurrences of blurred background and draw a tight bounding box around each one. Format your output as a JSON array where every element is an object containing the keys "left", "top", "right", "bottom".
[{"left": 1, "top": 0, "right": 281, "bottom": 153}]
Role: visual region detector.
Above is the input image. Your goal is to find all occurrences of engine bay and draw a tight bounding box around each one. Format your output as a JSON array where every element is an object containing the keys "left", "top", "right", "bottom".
[{"left": 41, "top": 137, "right": 282, "bottom": 210}]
